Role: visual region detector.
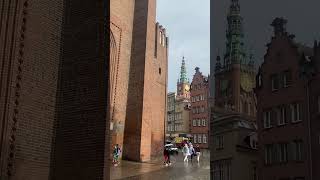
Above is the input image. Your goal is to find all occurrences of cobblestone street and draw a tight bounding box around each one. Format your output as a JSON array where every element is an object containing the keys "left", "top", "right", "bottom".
[{"left": 111, "top": 150, "right": 210, "bottom": 180}]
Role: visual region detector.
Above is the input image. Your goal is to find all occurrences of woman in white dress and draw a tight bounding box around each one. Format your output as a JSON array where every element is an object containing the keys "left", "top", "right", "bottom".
[{"left": 182, "top": 143, "right": 190, "bottom": 162}]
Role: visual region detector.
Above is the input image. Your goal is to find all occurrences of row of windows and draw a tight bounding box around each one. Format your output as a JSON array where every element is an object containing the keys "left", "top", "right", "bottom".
[
  {"left": 175, "top": 113, "right": 182, "bottom": 120},
  {"left": 192, "top": 106, "right": 206, "bottom": 114},
  {"left": 271, "top": 70, "right": 292, "bottom": 91},
  {"left": 191, "top": 83, "right": 204, "bottom": 91},
  {"left": 191, "top": 94, "right": 205, "bottom": 102},
  {"left": 264, "top": 140, "right": 303, "bottom": 165},
  {"left": 240, "top": 101, "right": 255, "bottom": 116},
  {"left": 167, "top": 114, "right": 174, "bottom": 122},
  {"left": 193, "top": 134, "right": 207, "bottom": 144},
  {"left": 215, "top": 136, "right": 224, "bottom": 149},
  {"left": 263, "top": 103, "right": 302, "bottom": 129},
  {"left": 192, "top": 119, "right": 207, "bottom": 127},
  {"left": 167, "top": 124, "right": 183, "bottom": 132}
]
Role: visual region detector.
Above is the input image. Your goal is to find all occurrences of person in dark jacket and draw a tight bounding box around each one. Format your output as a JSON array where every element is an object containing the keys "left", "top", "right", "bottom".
[
  {"left": 195, "top": 144, "right": 201, "bottom": 163},
  {"left": 163, "top": 147, "right": 171, "bottom": 166}
]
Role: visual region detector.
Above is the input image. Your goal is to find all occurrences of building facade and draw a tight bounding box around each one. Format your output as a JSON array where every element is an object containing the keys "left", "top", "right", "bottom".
[
  {"left": 255, "top": 17, "right": 320, "bottom": 180},
  {"left": 309, "top": 42, "right": 320, "bottom": 180},
  {"left": 166, "top": 57, "right": 191, "bottom": 138},
  {"left": 174, "top": 57, "right": 191, "bottom": 136},
  {"left": 190, "top": 67, "right": 209, "bottom": 148},
  {"left": 111, "top": 0, "right": 168, "bottom": 162},
  {"left": 166, "top": 92, "right": 176, "bottom": 137},
  {"left": 210, "top": 0, "right": 258, "bottom": 179}
]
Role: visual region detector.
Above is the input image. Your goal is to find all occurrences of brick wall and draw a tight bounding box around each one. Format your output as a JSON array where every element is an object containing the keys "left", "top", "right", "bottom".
[
  {"left": 0, "top": 0, "right": 63, "bottom": 179},
  {"left": 110, "top": 0, "right": 135, "bottom": 159},
  {"left": 190, "top": 69, "right": 209, "bottom": 149},
  {"left": 123, "top": 0, "right": 167, "bottom": 162},
  {"left": 50, "top": 0, "right": 107, "bottom": 179}
]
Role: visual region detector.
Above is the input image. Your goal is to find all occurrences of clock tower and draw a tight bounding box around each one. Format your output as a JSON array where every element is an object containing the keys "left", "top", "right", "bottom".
[
  {"left": 177, "top": 56, "right": 190, "bottom": 99},
  {"left": 214, "top": 0, "right": 256, "bottom": 117}
]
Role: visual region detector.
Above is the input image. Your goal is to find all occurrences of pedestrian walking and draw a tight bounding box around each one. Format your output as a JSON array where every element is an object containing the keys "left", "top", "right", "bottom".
[
  {"left": 195, "top": 144, "right": 201, "bottom": 163},
  {"left": 182, "top": 144, "right": 190, "bottom": 162},
  {"left": 112, "top": 144, "right": 121, "bottom": 166},
  {"left": 163, "top": 147, "right": 171, "bottom": 166},
  {"left": 189, "top": 144, "right": 195, "bottom": 162}
]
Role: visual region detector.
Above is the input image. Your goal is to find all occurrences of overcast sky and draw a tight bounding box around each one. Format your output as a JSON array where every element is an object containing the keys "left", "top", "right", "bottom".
[
  {"left": 157, "top": 0, "right": 320, "bottom": 93},
  {"left": 157, "top": 0, "right": 210, "bottom": 93}
]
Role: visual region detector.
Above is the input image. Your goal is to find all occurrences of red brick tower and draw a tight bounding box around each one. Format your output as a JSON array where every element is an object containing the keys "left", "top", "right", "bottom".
[
  {"left": 109, "top": 0, "right": 135, "bottom": 161},
  {"left": 123, "top": 0, "right": 168, "bottom": 162}
]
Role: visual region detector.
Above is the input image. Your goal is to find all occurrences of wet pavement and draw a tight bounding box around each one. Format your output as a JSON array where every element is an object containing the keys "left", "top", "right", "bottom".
[{"left": 111, "top": 150, "right": 210, "bottom": 180}]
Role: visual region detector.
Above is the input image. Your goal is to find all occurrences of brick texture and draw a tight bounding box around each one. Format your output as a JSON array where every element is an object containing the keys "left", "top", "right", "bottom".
[
  {"left": 109, "top": 0, "right": 135, "bottom": 159},
  {"left": 50, "top": 0, "right": 107, "bottom": 179},
  {"left": 190, "top": 68, "right": 209, "bottom": 149},
  {"left": 0, "top": 0, "right": 108, "bottom": 179},
  {"left": 0, "top": 0, "right": 63, "bottom": 179},
  {"left": 123, "top": 0, "right": 168, "bottom": 162}
]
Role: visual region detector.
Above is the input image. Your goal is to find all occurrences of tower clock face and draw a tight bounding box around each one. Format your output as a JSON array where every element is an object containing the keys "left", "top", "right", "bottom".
[
  {"left": 240, "top": 73, "right": 253, "bottom": 92},
  {"left": 185, "top": 85, "right": 190, "bottom": 91}
]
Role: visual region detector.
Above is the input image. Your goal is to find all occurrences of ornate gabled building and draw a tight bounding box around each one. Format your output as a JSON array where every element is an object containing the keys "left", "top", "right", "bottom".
[
  {"left": 255, "top": 17, "right": 320, "bottom": 180},
  {"left": 210, "top": 0, "right": 258, "bottom": 179},
  {"left": 190, "top": 67, "right": 210, "bottom": 149}
]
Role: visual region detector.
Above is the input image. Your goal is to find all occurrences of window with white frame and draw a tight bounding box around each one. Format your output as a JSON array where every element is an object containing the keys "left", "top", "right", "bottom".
[
  {"left": 197, "top": 119, "right": 201, "bottom": 126},
  {"left": 193, "top": 119, "right": 197, "bottom": 126},
  {"left": 279, "top": 143, "right": 288, "bottom": 163},
  {"left": 203, "top": 134, "right": 207, "bottom": 143},
  {"left": 265, "top": 144, "right": 273, "bottom": 165},
  {"left": 216, "top": 136, "right": 224, "bottom": 149},
  {"left": 277, "top": 106, "right": 287, "bottom": 125},
  {"left": 198, "top": 134, "right": 202, "bottom": 143},
  {"left": 293, "top": 140, "right": 303, "bottom": 161},
  {"left": 271, "top": 74, "right": 279, "bottom": 91},
  {"left": 202, "top": 119, "right": 206, "bottom": 126},
  {"left": 291, "top": 103, "right": 302, "bottom": 122},
  {"left": 194, "top": 134, "right": 197, "bottom": 143},
  {"left": 283, "top": 70, "right": 292, "bottom": 87},
  {"left": 263, "top": 110, "right": 272, "bottom": 128}
]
